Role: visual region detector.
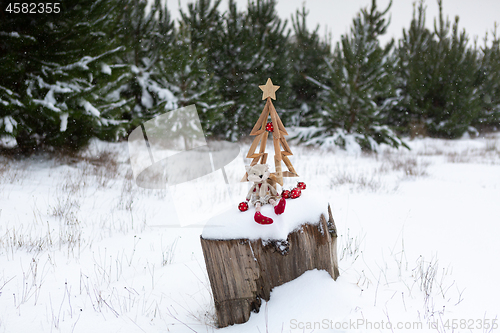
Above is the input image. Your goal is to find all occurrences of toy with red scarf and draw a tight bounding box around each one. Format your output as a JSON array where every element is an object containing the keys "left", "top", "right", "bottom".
[{"left": 241, "top": 164, "right": 286, "bottom": 224}]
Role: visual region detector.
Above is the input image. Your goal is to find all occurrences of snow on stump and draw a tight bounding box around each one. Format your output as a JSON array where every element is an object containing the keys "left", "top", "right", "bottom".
[{"left": 200, "top": 194, "right": 339, "bottom": 328}]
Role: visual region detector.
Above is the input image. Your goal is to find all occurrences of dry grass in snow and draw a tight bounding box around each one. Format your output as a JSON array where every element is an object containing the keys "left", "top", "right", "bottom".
[{"left": 0, "top": 133, "right": 499, "bottom": 332}]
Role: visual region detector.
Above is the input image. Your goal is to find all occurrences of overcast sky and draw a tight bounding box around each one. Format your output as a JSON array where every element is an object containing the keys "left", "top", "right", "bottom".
[{"left": 167, "top": 0, "right": 500, "bottom": 46}]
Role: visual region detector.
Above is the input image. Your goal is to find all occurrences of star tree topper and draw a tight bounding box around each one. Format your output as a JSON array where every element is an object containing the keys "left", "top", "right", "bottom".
[{"left": 259, "top": 78, "right": 280, "bottom": 100}]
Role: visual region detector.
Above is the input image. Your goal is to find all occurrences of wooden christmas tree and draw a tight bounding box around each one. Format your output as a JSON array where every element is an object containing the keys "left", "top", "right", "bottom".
[{"left": 241, "top": 78, "right": 298, "bottom": 186}]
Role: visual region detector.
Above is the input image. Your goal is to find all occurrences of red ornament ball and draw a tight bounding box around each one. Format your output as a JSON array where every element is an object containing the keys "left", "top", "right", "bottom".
[
  {"left": 297, "top": 181, "right": 306, "bottom": 190},
  {"left": 266, "top": 121, "right": 274, "bottom": 132},
  {"left": 282, "top": 190, "right": 290, "bottom": 199},
  {"left": 290, "top": 187, "right": 301, "bottom": 199},
  {"left": 238, "top": 202, "right": 249, "bottom": 212}
]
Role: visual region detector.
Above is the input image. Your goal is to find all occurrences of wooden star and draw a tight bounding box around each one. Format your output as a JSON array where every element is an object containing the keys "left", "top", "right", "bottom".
[{"left": 259, "top": 78, "right": 280, "bottom": 100}]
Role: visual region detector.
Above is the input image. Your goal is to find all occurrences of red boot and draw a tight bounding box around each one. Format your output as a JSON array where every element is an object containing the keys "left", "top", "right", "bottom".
[
  {"left": 274, "top": 198, "right": 286, "bottom": 215},
  {"left": 255, "top": 211, "right": 273, "bottom": 225}
]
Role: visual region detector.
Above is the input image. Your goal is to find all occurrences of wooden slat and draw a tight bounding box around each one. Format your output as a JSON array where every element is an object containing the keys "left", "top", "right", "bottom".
[
  {"left": 274, "top": 155, "right": 283, "bottom": 186},
  {"left": 259, "top": 130, "right": 268, "bottom": 175},
  {"left": 253, "top": 129, "right": 265, "bottom": 136},
  {"left": 268, "top": 101, "right": 288, "bottom": 136},
  {"left": 259, "top": 131, "right": 268, "bottom": 154},
  {"left": 246, "top": 133, "right": 264, "bottom": 158},
  {"left": 269, "top": 102, "right": 281, "bottom": 141},
  {"left": 280, "top": 137, "right": 292, "bottom": 155},
  {"left": 260, "top": 152, "right": 268, "bottom": 164},
  {"left": 273, "top": 136, "right": 281, "bottom": 161},
  {"left": 282, "top": 155, "right": 298, "bottom": 175},
  {"left": 250, "top": 100, "right": 270, "bottom": 135},
  {"left": 275, "top": 110, "right": 288, "bottom": 135}
]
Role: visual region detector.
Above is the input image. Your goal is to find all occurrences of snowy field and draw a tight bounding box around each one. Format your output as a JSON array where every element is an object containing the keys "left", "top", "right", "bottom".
[{"left": 1, "top": 133, "right": 499, "bottom": 332}]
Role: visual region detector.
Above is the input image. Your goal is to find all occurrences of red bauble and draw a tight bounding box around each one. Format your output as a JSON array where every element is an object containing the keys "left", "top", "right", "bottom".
[
  {"left": 238, "top": 202, "right": 249, "bottom": 212},
  {"left": 290, "top": 187, "right": 300, "bottom": 199},
  {"left": 265, "top": 121, "right": 274, "bottom": 132},
  {"left": 297, "top": 181, "right": 306, "bottom": 190},
  {"left": 282, "top": 190, "right": 290, "bottom": 199}
]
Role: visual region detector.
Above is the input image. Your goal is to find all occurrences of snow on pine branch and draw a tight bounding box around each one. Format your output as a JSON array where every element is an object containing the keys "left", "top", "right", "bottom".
[
  {"left": 59, "top": 113, "right": 69, "bottom": 132},
  {"left": 81, "top": 100, "right": 123, "bottom": 127},
  {"left": 293, "top": 126, "right": 364, "bottom": 154},
  {"left": 0, "top": 116, "right": 18, "bottom": 134},
  {"left": 82, "top": 101, "right": 101, "bottom": 117},
  {"left": 0, "top": 31, "right": 36, "bottom": 41},
  {"left": 305, "top": 75, "right": 332, "bottom": 91},
  {"left": 32, "top": 76, "right": 81, "bottom": 94},
  {"left": 101, "top": 63, "right": 112, "bottom": 75},
  {"left": 32, "top": 98, "right": 63, "bottom": 112},
  {"left": 58, "top": 46, "right": 124, "bottom": 72},
  {"left": 0, "top": 85, "right": 24, "bottom": 107}
]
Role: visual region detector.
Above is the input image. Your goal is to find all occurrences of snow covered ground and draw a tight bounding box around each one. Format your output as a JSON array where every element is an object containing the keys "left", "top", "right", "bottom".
[{"left": 1, "top": 133, "right": 499, "bottom": 332}]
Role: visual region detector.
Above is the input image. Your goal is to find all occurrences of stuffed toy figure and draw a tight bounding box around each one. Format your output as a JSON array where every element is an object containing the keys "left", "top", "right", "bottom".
[{"left": 245, "top": 164, "right": 286, "bottom": 224}]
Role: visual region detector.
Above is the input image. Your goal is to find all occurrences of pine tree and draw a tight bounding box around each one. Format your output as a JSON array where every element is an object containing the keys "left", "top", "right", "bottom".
[
  {"left": 390, "top": 0, "right": 434, "bottom": 135},
  {"left": 0, "top": 0, "right": 129, "bottom": 152},
  {"left": 179, "top": 0, "right": 222, "bottom": 55},
  {"left": 160, "top": 23, "right": 230, "bottom": 137},
  {"left": 393, "top": 0, "right": 481, "bottom": 138},
  {"left": 301, "top": 0, "right": 405, "bottom": 151},
  {"left": 115, "top": 0, "right": 177, "bottom": 129},
  {"left": 425, "top": 0, "right": 481, "bottom": 138},
  {"left": 206, "top": 0, "right": 292, "bottom": 140},
  {"left": 289, "top": 6, "right": 331, "bottom": 127},
  {"left": 175, "top": 0, "right": 233, "bottom": 137},
  {"left": 476, "top": 25, "right": 500, "bottom": 130}
]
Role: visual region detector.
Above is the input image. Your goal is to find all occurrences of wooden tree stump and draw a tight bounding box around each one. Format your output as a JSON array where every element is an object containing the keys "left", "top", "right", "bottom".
[{"left": 200, "top": 204, "right": 339, "bottom": 328}]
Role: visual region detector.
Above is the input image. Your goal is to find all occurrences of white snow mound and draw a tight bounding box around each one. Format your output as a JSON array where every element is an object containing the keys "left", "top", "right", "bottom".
[{"left": 202, "top": 191, "right": 330, "bottom": 241}]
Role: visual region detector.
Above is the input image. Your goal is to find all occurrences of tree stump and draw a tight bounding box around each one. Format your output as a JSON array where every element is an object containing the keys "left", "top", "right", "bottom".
[{"left": 200, "top": 204, "right": 339, "bottom": 328}]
